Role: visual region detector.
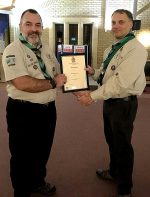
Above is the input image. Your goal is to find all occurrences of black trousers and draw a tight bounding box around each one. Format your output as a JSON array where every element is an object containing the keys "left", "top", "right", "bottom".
[
  {"left": 6, "top": 98, "right": 56, "bottom": 197},
  {"left": 103, "top": 96, "right": 138, "bottom": 195}
]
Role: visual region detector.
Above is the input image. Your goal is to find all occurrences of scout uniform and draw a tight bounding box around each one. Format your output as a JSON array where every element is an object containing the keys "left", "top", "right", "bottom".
[
  {"left": 2, "top": 39, "right": 60, "bottom": 196},
  {"left": 91, "top": 37, "right": 148, "bottom": 195},
  {"left": 90, "top": 38, "right": 147, "bottom": 100},
  {"left": 2, "top": 39, "right": 60, "bottom": 104}
]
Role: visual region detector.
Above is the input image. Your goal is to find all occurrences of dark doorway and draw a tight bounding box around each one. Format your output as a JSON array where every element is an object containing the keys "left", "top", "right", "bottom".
[
  {"left": 55, "top": 24, "right": 64, "bottom": 56},
  {"left": 83, "top": 24, "right": 92, "bottom": 65},
  {"left": 69, "top": 24, "right": 78, "bottom": 45}
]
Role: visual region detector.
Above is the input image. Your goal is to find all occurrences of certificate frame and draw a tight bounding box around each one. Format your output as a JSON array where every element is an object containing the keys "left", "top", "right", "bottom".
[{"left": 60, "top": 53, "right": 90, "bottom": 93}]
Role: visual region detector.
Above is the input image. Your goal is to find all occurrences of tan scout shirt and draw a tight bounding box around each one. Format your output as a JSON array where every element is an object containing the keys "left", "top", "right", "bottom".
[
  {"left": 2, "top": 39, "right": 60, "bottom": 104},
  {"left": 91, "top": 38, "right": 148, "bottom": 101}
]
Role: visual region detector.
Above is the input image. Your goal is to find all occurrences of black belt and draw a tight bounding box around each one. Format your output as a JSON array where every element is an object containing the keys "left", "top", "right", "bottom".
[
  {"left": 8, "top": 97, "right": 54, "bottom": 106},
  {"left": 105, "top": 96, "right": 137, "bottom": 102}
]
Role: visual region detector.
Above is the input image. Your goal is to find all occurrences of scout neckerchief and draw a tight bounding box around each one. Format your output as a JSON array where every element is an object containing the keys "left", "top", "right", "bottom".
[
  {"left": 97, "top": 33, "right": 135, "bottom": 85},
  {"left": 19, "top": 33, "right": 52, "bottom": 80}
]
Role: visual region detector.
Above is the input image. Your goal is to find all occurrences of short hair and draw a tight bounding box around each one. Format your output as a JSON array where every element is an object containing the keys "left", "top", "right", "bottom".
[
  {"left": 112, "top": 9, "right": 133, "bottom": 21},
  {"left": 20, "top": 9, "right": 43, "bottom": 25}
]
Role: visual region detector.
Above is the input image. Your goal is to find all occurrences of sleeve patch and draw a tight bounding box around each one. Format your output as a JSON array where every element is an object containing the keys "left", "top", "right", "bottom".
[{"left": 6, "top": 55, "right": 16, "bottom": 66}]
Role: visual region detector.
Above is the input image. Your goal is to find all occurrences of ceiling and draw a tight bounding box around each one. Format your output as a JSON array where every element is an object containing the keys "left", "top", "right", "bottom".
[
  {"left": 0, "top": 0, "right": 15, "bottom": 11},
  {"left": 0, "top": 0, "right": 47, "bottom": 13},
  {"left": 0, "top": 0, "right": 150, "bottom": 17}
]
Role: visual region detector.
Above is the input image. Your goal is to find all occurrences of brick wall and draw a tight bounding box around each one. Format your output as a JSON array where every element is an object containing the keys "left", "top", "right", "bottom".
[
  {"left": 9, "top": 0, "right": 150, "bottom": 65},
  {"left": 42, "top": 0, "right": 103, "bottom": 17},
  {"left": 97, "top": 0, "right": 150, "bottom": 64}
]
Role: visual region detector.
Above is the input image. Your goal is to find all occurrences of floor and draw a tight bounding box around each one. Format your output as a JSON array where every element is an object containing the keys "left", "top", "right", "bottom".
[{"left": 0, "top": 82, "right": 150, "bottom": 197}]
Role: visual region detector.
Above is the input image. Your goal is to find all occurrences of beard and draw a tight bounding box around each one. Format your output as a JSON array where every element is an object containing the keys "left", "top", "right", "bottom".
[{"left": 26, "top": 31, "right": 41, "bottom": 45}]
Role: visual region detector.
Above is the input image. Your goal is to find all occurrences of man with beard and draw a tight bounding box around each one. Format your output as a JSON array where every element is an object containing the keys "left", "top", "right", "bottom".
[
  {"left": 76, "top": 9, "right": 147, "bottom": 197},
  {"left": 2, "top": 9, "right": 66, "bottom": 197}
]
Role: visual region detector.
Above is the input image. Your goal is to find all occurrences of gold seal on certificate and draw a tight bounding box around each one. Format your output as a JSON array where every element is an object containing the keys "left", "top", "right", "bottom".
[{"left": 60, "top": 54, "right": 89, "bottom": 93}]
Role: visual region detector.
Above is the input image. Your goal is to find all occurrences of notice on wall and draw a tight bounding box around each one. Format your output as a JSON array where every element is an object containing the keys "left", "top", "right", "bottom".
[
  {"left": 63, "top": 45, "right": 73, "bottom": 53},
  {"left": 74, "top": 45, "right": 85, "bottom": 53}
]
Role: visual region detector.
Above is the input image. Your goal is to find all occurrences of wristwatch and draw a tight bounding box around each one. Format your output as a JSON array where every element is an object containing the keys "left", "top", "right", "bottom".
[{"left": 49, "top": 78, "right": 56, "bottom": 89}]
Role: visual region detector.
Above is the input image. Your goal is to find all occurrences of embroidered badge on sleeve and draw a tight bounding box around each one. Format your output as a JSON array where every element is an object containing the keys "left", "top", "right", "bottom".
[{"left": 6, "top": 55, "right": 16, "bottom": 66}]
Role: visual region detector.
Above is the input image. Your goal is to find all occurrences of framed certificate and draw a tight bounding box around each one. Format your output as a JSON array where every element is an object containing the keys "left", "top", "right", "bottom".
[{"left": 60, "top": 54, "right": 89, "bottom": 93}]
